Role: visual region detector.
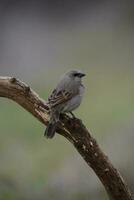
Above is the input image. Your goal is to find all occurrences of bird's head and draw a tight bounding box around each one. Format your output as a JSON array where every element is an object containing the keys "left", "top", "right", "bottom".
[{"left": 66, "top": 70, "right": 86, "bottom": 83}]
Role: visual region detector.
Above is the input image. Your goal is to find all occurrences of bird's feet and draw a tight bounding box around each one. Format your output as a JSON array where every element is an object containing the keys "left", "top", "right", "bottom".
[
  {"left": 69, "top": 112, "right": 76, "bottom": 119},
  {"left": 59, "top": 113, "right": 82, "bottom": 130}
]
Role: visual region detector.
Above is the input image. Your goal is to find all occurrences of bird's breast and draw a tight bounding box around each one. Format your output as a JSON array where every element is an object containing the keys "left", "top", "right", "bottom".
[{"left": 62, "top": 85, "right": 85, "bottom": 113}]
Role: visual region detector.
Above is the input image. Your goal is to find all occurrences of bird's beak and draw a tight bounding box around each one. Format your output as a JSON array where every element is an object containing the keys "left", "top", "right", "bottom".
[{"left": 79, "top": 73, "right": 86, "bottom": 77}]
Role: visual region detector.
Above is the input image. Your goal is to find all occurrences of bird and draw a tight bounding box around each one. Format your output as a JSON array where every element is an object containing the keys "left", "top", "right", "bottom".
[{"left": 44, "top": 69, "right": 86, "bottom": 139}]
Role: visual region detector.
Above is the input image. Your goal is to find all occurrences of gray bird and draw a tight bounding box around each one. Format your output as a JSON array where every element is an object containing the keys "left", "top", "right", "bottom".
[{"left": 44, "top": 70, "right": 86, "bottom": 138}]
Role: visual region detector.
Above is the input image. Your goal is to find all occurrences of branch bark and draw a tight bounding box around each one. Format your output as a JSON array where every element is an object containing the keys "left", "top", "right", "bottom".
[{"left": 0, "top": 76, "right": 133, "bottom": 200}]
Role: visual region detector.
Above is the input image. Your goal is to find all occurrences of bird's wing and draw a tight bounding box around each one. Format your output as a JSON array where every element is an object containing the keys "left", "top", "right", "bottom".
[{"left": 48, "top": 89, "right": 73, "bottom": 108}]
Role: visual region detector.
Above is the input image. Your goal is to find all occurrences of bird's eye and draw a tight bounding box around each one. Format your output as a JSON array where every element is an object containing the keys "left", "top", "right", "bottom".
[{"left": 73, "top": 73, "right": 79, "bottom": 77}]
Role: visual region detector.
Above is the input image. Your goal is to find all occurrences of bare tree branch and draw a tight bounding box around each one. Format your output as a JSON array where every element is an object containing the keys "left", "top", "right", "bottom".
[{"left": 0, "top": 76, "right": 133, "bottom": 200}]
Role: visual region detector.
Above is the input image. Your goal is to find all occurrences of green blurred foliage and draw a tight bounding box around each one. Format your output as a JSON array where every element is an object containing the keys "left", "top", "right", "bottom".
[{"left": 0, "top": 65, "right": 134, "bottom": 199}]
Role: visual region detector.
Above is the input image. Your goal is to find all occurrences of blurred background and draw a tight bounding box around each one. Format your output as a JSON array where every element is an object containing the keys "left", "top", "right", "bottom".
[{"left": 0, "top": 0, "right": 134, "bottom": 199}]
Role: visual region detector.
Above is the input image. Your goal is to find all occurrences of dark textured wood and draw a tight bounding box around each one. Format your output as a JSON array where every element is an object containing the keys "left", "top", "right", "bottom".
[{"left": 0, "top": 76, "right": 133, "bottom": 200}]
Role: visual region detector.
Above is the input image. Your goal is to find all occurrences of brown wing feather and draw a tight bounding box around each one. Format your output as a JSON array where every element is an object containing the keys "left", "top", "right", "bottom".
[{"left": 48, "top": 89, "right": 73, "bottom": 108}]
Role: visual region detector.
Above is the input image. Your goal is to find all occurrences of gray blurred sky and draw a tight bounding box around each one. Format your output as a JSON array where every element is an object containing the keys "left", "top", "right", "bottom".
[{"left": 0, "top": 0, "right": 134, "bottom": 80}]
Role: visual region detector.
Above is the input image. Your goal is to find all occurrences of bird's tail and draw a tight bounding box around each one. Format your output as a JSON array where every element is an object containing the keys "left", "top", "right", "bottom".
[
  {"left": 44, "top": 112, "right": 59, "bottom": 139},
  {"left": 44, "top": 121, "right": 58, "bottom": 138}
]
